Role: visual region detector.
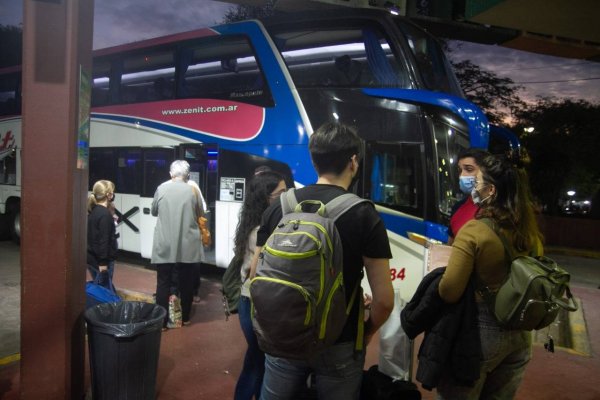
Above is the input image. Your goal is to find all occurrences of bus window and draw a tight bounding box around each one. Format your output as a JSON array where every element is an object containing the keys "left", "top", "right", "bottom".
[
  {"left": 142, "top": 148, "right": 175, "bottom": 198},
  {"left": 395, "top": 20, "right": 463, "bottom": 96},
  {"left": 0, "top": 148, "right": 16, "bottom": 185},
  {"left": 89, "top": 148, "right": 118, "bottom": 190},
  {"left": 433, "top": 121, "right": 469, "bottom": 217},
  {"left": 180, "top": 35, "right": 274, "bottom": 107},
  {"left": 120, "top": 49, "right": 176, "bottom": 103},
  {"left": 92, "top": 58, "right": 111, "bottom": 107},
  {"left": 274, "top": 25, "right": 411, "bottom": 89},
  {"left": 89, "top": 147, "right": 143, "bottom": 195},
  {"left": 365, "top": 142, "right": 424, "bottom": 217},
  {"left": 0, "top": 72, "right": 20, "bottom": 116}
]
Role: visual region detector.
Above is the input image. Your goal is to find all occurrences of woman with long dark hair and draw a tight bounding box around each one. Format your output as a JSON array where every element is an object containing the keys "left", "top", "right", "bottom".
[
  {"left": 234, "top": 169, "right": 286, "bottom": 400},
  {"left": 437, "top": 154, "right": 543, "bottom": 399}
]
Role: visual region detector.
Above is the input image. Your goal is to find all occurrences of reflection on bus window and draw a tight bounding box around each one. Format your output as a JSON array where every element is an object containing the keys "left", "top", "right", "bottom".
[
  {"left": 142, "top": 148, "right": 174, "bottom": 197},
  {"left": 89, "top": 148, "right": 143, "bottom": 195},
  {"left": 181, "top": 35, "right": 273, "bottom": 107},
  {"left": 365, "top": 142, "right": 423, "bottom": 218},
  {"left": 395, "top": 20, "right": 463, "bottom": 96},
  {"left": 274, "top": 25, "right": 411, "bottom": 89},
  {"left": 121, "top": 49, "right": 175, "bottom": 104},
  {"left": 0, "top": 72, "right": 20, "bottom": 116},
  {"left": 91, "top": 35, "right": 273, "bottom": 108},
  {"left": 433, "top": 121, "right": 469, "bottom": 216}
]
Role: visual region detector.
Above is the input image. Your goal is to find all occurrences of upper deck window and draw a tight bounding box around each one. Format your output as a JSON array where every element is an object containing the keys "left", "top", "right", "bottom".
[
  {"left": 180, "top": 35, "right": 274, "bottom": 107},
  {"left": 272, "top": 25, "right": 411, "bottom": 89},
  {"left": 92, "top": 35, "right": 273, "bottom": 108},
  {"left": 395, "top": 20, "right": 463, "bottom": 96}
]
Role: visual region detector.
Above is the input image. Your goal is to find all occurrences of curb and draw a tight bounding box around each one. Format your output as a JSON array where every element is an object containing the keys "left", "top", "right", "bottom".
[
  {"left": 568, "top": 297, "right": 592, "bottom": 356},
  {"left": 0, "top": 353, "right": 20, "bottom": 367},
  {"left": 116, "top": 288, "right": 155, "bottom": 303},
  {"left": 545, "top": 246, "right": 600, "bottom": 259}
]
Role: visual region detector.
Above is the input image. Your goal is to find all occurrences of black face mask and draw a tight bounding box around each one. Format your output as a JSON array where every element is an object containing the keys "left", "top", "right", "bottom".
[{"left": 110, "top": 194, "right": 116, "bottom": 202}]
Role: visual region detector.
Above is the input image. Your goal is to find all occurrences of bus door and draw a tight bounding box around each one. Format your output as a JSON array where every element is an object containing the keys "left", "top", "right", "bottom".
[
  {"left": 178, "top": 143, "right": 218, "bottom": 264},
  {"left": 139, "top": 147, "right": 175, "bottom": 259},
  {"left": 362, "top": 141, "right": 428, "bottom": 304}
]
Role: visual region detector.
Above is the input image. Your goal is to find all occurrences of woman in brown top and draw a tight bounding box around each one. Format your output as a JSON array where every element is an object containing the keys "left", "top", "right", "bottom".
[{"left": 437, "top": 154, "right": 543, "bottom": 399}]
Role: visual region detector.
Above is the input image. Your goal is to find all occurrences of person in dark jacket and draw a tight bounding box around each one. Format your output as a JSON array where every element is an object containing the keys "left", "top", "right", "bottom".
[
  {"left": 87, "top": 180, "right": 118, "bottom": 287},
  {"left": 401, "top": 267, "right": 481, "bottom": 390}
]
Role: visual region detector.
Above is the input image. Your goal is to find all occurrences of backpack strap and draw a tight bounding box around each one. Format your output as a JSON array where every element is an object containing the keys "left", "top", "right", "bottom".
[
  {"left": 280, "top": 188, "right": 299, "bottom": 216},
  {"left": 325, "top": 193, "right": 371, "bottom": 222},
  {"left": 479, "top": 218, "right": 515, "bottom": 260},
  {"left": 326, "top": 193, "right": 370, "bottom": 353},
  {"left": 477, "top": 218, "right": 513, "bottom": 300}
]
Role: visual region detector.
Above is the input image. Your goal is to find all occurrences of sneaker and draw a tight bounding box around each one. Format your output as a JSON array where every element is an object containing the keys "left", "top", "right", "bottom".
[
  {"left": 193, "top": 295, "right": 201, "bottom": 304},
  {"left": 183, "top": 320, "right": 191, "bottom": 326}
]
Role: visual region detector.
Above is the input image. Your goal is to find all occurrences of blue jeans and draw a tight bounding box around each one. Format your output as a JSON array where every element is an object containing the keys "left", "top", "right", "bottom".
[
  {"left": 234, "top": 295, "right": 265, "bottom": 400},
  {"left": 437, "top": 302, "right": 532, "bottom": 400},
  {"left": 260, "top": 341, "right": 365, "bottom": 400}
]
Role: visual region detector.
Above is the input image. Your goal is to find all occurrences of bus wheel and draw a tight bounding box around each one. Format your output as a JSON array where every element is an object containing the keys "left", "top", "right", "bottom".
[{"left": 9, "top": 210, "right": 20, "bottom": 245}]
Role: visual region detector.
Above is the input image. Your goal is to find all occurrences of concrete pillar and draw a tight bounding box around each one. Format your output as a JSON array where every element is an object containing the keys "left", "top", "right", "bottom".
[{"left": 21, "top": 0, "right": 93, "bottom": 398}]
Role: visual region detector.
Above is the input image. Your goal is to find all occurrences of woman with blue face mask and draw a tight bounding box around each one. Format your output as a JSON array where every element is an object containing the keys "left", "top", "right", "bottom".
[
  {"left": 437, "top": 154, "right": 543, "bottom": 399},
  {"left": 448, "top": 149, "right": 490, "bottom": 244}
]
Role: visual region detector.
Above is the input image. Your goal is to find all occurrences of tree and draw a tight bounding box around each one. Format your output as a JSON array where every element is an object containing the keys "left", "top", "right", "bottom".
[
  {"left": 221, "top": 0, "right": 278, "bottom": 23},
  {"left": 512, "top": 98, "right": 600, "bottom": 216},
  {"left": 0, "top": 24, "right": 22, "bottom": 68},
  {"left": 451, "top": 59, "right": 525, "bottom": 125}
]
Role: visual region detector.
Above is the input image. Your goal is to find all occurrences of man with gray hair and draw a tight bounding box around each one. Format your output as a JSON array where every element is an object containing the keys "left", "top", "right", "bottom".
[{"left": 151, "top": 160, "right": 205, "bottom": 329}]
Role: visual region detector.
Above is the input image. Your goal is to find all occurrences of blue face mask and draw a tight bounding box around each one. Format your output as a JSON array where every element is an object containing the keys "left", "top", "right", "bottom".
[{"left": 459, "top": 176, "right": 476, "bottom": 195}]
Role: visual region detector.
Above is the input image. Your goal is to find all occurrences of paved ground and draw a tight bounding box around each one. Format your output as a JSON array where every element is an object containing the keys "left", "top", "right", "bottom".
[{"left": 1, "top": 240, "right": 599, "bottom": 399}]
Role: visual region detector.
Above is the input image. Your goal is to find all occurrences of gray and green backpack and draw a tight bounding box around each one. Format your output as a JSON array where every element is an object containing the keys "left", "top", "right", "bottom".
[{"left": 250, "top": 189, "right": 368, "bottom": 359}]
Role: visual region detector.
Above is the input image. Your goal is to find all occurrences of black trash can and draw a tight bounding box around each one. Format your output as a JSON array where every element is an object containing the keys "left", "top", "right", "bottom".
[{"left": 84, "top": 301, "right": 166, "bottom": 400}]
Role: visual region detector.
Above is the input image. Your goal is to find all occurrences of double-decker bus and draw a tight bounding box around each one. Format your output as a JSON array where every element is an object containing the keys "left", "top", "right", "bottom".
[{"left": 0, "top": 9, "right": 508, "bottom": 304}]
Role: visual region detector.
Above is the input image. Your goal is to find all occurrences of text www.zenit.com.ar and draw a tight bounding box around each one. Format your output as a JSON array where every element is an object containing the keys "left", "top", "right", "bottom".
[{"left": 161, "top": 104, "right": 239, "bottom": 115}]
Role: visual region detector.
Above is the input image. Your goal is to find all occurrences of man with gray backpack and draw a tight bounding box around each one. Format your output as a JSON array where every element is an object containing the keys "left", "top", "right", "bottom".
[{"left": 248, "top": 122, "right": 394, "bottom": 399}]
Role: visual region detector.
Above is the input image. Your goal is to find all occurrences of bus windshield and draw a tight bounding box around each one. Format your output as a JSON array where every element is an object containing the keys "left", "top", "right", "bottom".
[{"left": 394, "top": 19, "right": 464, "bottom": 96}]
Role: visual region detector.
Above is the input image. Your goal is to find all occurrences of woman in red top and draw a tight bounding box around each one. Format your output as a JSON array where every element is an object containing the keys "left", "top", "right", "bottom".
[{"left": 448, "top": 149, "right": 490, "bottom": 244}]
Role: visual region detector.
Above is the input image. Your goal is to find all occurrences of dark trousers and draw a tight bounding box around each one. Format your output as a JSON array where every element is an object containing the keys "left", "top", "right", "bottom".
[
  {"left": 192, "top": 263, "right": 203, "bottom": 296},
  {"left": 156, "top": 262, "right": 197, "bottom": 325}
]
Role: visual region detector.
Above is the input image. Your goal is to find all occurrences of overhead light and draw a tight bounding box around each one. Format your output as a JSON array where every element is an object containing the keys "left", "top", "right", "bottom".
[{"left": 384, "top": 1, "right": 400, "bottom": 15}]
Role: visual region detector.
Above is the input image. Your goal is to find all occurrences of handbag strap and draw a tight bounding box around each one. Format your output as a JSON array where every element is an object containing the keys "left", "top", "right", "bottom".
[{"left": 93, "top": 269, "right": 117, "bottom": 293}]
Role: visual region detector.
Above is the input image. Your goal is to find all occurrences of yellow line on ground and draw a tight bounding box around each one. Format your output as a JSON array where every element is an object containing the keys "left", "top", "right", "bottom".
[{"left": 0, "top": 353, "right": 20, "bottom": 366}]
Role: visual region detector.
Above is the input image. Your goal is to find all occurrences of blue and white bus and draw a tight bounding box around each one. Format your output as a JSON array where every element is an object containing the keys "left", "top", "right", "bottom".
[{"left": 0, "top": 8, "right": 508, "bottom": 303}]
